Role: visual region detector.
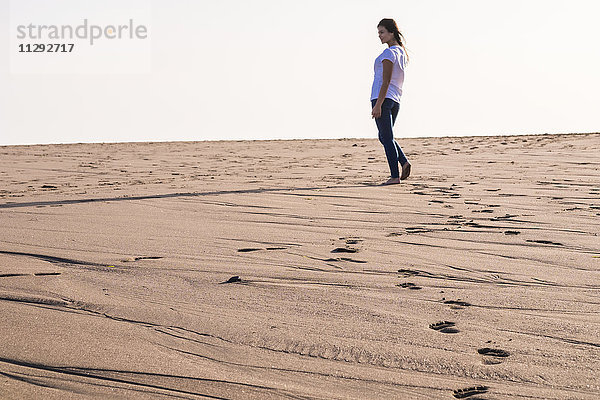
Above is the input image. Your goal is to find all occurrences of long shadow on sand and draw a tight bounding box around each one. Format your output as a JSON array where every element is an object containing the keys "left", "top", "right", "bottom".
[{"left": 0, "top": 184, "right": 378, "bottom": 209}]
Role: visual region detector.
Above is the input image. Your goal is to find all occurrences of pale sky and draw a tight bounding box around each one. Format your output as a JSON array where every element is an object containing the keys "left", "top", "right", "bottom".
[{"left": 1, "top": 0, "right": 599, "bottom": 146}]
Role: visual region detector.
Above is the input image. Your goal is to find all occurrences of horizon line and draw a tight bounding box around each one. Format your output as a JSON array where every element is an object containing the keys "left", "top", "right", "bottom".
[{"left": 1, "top": 131, "right": 599, "bottom": 148}]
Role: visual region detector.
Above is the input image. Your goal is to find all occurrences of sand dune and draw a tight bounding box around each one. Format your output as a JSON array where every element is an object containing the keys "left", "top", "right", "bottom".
[{"left": 1, "top": 133, "right": 599, "bottom": 399}]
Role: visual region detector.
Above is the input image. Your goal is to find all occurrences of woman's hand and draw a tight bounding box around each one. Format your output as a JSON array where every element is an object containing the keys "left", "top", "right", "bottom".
[{"left": 371, "top": 104, "right": 382, "bottom": 119}]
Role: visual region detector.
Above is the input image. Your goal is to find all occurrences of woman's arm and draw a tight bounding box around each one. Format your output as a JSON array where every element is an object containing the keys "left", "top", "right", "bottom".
[{"left": 371, "top": 59, "right": 393, "bottom": 119}]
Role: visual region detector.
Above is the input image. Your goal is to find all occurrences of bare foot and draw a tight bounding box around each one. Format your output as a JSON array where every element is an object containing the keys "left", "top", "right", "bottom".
[
  {"left": 381, "top": 177, "right": 401, "bottom": 185},
  {"left": 400, "top": 162, "right": 411, "bottom": 180}
]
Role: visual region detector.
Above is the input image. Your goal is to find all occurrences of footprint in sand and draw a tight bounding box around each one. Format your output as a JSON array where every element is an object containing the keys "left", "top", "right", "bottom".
[
  {"left": 429, "top": 321, "right": 459, "bottom": 334},
  {"left": 453, "top": 385, "right": 489, "bottom": 398},
  {"left": 220, "top": 276, "right": 242, "bottom": 284},
  {"left": 341, "top": 237, "right": 363, "bottom": 245},
  {"left": 398, "top": 269, "right": 420, "bottom": 277},
  {"left": 478, "top": 348, "right": 510, "bottom": 364},
  {"left": 331, "top": 247, "right": 359, "bottom": 254},
  {"left": 397, "top": 282, "right": 422, "bottom": 290}
]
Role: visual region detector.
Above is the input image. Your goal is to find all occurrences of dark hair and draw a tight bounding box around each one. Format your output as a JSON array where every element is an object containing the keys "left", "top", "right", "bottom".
[{"left": 378, "top": 18, "right": 409, "bottom": 62}]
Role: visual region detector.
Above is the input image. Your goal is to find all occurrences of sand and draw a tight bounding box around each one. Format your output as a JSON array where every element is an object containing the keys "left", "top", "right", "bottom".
[{"left": 0, "top": 133, "right": 599, "bottom": 399}]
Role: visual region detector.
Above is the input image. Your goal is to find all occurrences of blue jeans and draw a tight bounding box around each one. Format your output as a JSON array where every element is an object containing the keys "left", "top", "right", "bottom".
[{"left": 371, "top": 98, "right": 408, "bottom": 178}]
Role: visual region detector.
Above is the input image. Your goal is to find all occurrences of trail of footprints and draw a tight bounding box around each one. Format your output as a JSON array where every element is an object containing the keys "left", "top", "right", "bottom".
[
  {"left": 395, "top": 240, "right": 516, "bottom": 400},
  {"left": 232, "top": 237, "right": 509, "bottom": 398},
  {"left": 396, "top": 267, "right": 510, "bottom": 398}
]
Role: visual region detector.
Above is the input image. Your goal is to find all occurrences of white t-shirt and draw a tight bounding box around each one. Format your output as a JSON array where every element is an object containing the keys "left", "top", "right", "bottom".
[{"left": 370, "top": 45, "right": 406, "bottom": 103}]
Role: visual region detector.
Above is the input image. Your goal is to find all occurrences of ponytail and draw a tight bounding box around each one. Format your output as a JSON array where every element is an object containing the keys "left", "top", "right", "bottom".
[{"left": 393, "top": 31, "right": 409, "bottom": 63}]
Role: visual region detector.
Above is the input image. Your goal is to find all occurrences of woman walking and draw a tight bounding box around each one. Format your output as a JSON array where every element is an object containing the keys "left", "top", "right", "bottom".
[{"left": 371, "top": 18, "right": 410, "bottom": 185}]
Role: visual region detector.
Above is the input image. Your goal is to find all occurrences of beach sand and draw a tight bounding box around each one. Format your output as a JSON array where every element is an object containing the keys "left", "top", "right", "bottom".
[{"left": 1, "top": 133, "right": 599, "bottom": 399}]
